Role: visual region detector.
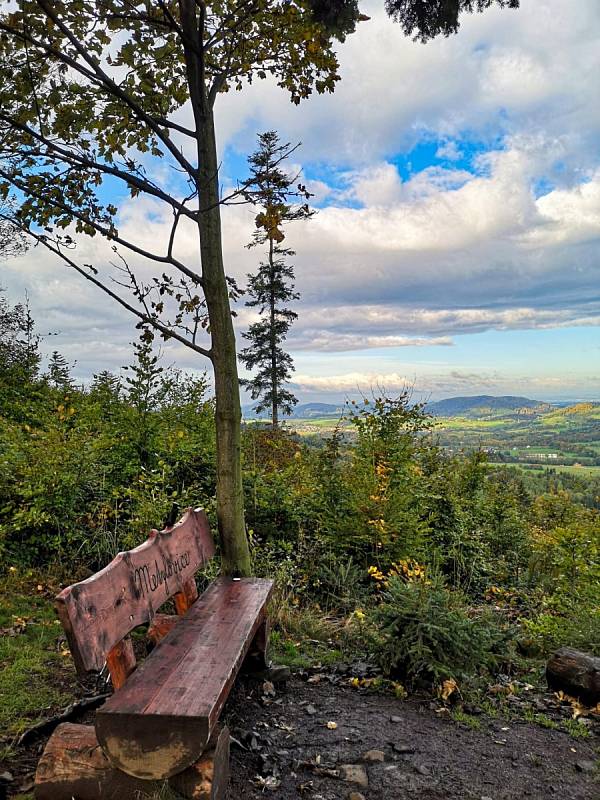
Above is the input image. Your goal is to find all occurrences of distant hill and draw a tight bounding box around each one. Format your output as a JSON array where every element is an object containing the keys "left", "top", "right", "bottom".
[
  {"left": 426, "top": 395, "right": 548, "bottom": 418},
  {"left": 243, "top": 402, "right": 343, "bottom": 420}
]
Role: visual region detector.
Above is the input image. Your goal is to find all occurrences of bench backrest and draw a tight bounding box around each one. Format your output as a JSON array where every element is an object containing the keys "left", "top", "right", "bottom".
[{"left": 56, "top": 507, "right": 215, "bottom": 681}]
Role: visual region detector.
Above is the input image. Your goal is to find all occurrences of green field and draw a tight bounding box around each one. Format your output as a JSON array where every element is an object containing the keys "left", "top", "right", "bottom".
[
  {"left": 279, "top": 403, "right": 600, "bottom": 473},
  {"left": 491, "top": 463, "right": 600, "bottom": 478}
]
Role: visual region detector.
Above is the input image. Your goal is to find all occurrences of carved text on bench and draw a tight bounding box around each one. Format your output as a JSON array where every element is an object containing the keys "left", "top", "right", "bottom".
[{"left": 133, "top": 552, "right": 191, "bottom": 598}]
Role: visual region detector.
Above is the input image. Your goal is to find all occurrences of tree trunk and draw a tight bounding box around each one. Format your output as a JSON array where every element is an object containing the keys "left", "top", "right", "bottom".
[
  {"left": 34, "top": 723, "right": 229, "bottom": 800},
  {"left": 178, "top": 0, "right": 251, "bottom": 577},
  {"left": 269, "top": 236, "right": 278, "bottom": 429},
  {"left": 197, "top": 109, "right": 251, "bottom": 577},
  {"left": 546, "top": 647, "right": 600, "bottom": 705}
]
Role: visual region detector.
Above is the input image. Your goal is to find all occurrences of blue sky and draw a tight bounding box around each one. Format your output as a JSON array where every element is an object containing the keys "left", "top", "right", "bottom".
[{"left": 2, "top": 0, "right": 599, "bottom": 403}]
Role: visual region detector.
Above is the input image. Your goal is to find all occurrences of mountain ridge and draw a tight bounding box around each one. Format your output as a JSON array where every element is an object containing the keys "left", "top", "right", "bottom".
[
  {"left": 426, "top": 395, "right": 549, "bottom": 417},
  {"left": 243, "top": 395, "right": 598, "bottom": 420}
]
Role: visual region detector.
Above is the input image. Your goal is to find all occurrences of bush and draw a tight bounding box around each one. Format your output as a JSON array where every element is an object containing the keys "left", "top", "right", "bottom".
[
  {"left": 371, "top": 573, "right": 509, "bottom": 684},
  {"left": 521, "top": 591, "right": 600, "bottom": 655},
  {"left": 312, "top": 554, "right": 367, "bottom": 613}
]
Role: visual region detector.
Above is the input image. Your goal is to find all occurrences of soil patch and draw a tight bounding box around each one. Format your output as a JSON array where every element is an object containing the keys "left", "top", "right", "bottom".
[
  {"left": 2, "top": 673, "right": 598, "bottom": 799},
  {"left": 225, "top": 676, "right": 599, "bottom": 800}
]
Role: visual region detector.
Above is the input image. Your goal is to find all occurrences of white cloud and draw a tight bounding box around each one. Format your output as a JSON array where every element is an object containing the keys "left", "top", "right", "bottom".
[
  {"left": 213, "top": 0, "right": 600, "bottom": 169},
  {"left": 2, "top": 0, "right": 599, "bottom": 401},
  {"left": 292, "top": 369, "right": 600, "bottom": 401},
  {"left": 435, "top": 141, "right": 462, "bottom": 161},
  {"left": 292, "top": 371, "right": 412, "bottom": 393}
]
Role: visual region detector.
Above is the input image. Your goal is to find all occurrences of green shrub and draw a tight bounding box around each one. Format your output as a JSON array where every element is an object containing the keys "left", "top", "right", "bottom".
[
  {"left": 521, "top": 596, "right": 600, "bottom": 655},
  {"left": 371, "top": 573, "right": 509, "bottom": 684},
  {"left": 312, "top": 554, "right": 367, "bottom": 612}
]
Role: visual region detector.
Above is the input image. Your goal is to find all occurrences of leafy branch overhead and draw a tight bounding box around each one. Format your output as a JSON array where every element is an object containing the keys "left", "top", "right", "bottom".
[{"left": 0, "top": 2, "right": 347, "bottom": 350}]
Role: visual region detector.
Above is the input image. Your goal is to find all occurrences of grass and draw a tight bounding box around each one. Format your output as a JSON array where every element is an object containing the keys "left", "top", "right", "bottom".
[
  {"left": 489, "top": 463, "right": 600, "bottom": 477},
  {"left": 563, "top": 719, "right": 592, "bottom": 739},
  {"left": 451, "top": 709, "right": 482, "bottom": 730},
  {"left": 270, "top": 632, "right": 344, "bottom": 669},
  {"left": 0, "top": 571, "right": 77, "bottom": 757},
  {"left": 523, "top": 709, "right": 560, "bottom": 730}
]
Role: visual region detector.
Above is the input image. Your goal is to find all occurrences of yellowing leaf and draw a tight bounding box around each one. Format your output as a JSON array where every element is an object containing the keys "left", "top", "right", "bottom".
[{"left": 440, "top": 678, "right": 458, "bottom": 701}]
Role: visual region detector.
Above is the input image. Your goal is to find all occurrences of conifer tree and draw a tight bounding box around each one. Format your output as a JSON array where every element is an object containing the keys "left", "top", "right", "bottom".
[
  {"left": 240, "top": 132, "right": 313, "bottom": 428},
  {"left": 47, "top": 350, "right": 73, "bottom": 390},
  {"left": 123, "top": 332, "right": 168, "bottom": 464}
]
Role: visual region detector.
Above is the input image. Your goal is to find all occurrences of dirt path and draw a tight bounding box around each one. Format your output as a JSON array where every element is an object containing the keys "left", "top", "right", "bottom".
[
  {"left": 3, "top": 672, "right": 598, "bottom": 798},
  {"left": 225, "top": 676, "right": 599, "bottom": 800}
]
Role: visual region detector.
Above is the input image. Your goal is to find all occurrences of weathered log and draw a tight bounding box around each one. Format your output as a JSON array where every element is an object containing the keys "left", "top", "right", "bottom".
[
  {"left": 546, "top": 647, "right": 600, "bottom": 705},
  {"left": 34, "top": 722, "right": 229, "bottom": 800},
  {"left": 96, "top": 578, "right": 272, "bottom": 779}
]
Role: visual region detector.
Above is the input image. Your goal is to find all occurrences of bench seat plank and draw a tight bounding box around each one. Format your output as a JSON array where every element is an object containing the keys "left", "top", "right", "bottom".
[{"left": 95, "top": 577, "right": 273, "bottom": 780}]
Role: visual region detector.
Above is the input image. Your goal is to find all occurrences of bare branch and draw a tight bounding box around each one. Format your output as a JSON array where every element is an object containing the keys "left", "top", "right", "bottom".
[
  {"left": 17, "top": 224, "right": 213, "bottom": 360},
  {"left": 0, "top": 168, "right": 203, "bottom": 285}
]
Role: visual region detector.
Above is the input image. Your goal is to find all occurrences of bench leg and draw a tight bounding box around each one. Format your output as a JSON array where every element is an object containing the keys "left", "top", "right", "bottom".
[
  {"left": 243, "top": 616, "right": 270, "bottom": 673},
  {"left": 34, "top": 722, "right": 229, "bottom": 800}
]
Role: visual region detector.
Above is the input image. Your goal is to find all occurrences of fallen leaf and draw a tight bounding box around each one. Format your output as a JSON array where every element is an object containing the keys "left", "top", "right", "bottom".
[{"left": 440, "top": 678, "right": 458, "bottom": 701}]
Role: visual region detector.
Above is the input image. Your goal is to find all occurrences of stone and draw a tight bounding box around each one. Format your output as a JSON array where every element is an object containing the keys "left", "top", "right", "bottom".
[
  {"left": 414, "top": 764, "right": 430, "bottom": 776},
  {"left": 390, "top": 715, "right": 402, "bottom": 723},
  {"left": 392, "top": 743, "right": 415, "bottom": 755},
  {"left": 267, "top": 665, "right": 291, "bottom": 683},
  {"left": 575, "top": 760, "right": 596, "bottom": 773},
  {"left": 348, "top": 793, "right": 366, "bottom": 800},
  {"left": 339, "top": 764, "right": 369, "bottom": 789},
  {"left": 305, "top": 704, "right": 317, "bottom": 716},
  {"left": 363, "top": 749, "right": 385, "bottom": 762}
]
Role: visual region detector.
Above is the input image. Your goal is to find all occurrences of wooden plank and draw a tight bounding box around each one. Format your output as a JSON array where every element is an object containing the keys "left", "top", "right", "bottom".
[
  {"left": 56, "top": 508, "right": 215, "bottom": 675},
  {"left": 174, "top": 576, "right": 199, "bottom": 615},
  {"left": 34, "top": 722, "right": 229, "bottom": 800},
  {"left": 95, "top": 577, "right": 273, "bottom": 779},
  {"left": 147, "top": 613, "right": 179, "bottom": 647},
  {"left": 106, "top": 637, "right": 136, "bottom": 690}
]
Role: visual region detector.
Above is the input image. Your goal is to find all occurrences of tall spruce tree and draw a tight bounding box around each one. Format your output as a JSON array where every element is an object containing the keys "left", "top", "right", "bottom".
[{"left": 240, "top": 132, "right": 313, "bottom": 428}]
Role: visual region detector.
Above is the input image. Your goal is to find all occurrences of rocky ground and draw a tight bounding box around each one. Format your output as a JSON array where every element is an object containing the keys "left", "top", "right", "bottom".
[
  {"left": 2, "top": 664, "right": 598, "bottom": 799},
  {"left": 225, "top": 668, "right": 599, "bottom": 800}
]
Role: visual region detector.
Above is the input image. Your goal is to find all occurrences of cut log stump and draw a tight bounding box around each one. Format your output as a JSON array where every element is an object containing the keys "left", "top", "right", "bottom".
[
  {"left": 34, "top": 722, "right": 229, "bottom": 800},
  {"left": 546, "top": 647, "right": 600, "bottom": 705}
]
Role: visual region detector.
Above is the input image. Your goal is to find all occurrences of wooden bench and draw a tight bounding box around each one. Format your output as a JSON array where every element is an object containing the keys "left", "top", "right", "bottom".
[{"left": 34, "top": 508, "right": 273, "bottom": 800}]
